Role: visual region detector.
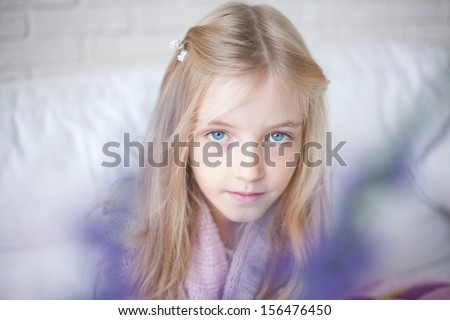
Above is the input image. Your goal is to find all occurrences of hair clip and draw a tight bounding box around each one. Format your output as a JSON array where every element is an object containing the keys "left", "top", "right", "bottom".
[
  {"left": 169, "top": 39, "right": 188, "bottom": 62},
  {"left": 169, "top": 39, "right": 182, "bottom": 49},
  {"left": 177, "top": 49, "right": 188, "bottom": 62}
]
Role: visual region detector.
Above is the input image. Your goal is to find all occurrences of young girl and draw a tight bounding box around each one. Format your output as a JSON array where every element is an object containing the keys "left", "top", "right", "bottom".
[{"left": 108, "top": 2, "right": 329, "bottom": 300}]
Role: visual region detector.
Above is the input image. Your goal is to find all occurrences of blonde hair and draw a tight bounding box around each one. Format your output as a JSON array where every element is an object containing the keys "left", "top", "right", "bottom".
[{"left": 129, "top": 2, "right": 329, "bottom": 299}]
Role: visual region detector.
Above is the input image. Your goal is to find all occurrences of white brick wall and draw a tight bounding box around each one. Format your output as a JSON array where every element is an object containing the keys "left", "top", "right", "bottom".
[
  {"left": 33, "top": 8, "right": 130, "bottom": 37},
  {"left": 0, "top": 0, "right": 449, "bottom": 80},
  {"left": 0, "top": 40, "right": 80, "bottom": 65},
  {"left": 0, "top": 12, "right": 27, "bottom": 37}
]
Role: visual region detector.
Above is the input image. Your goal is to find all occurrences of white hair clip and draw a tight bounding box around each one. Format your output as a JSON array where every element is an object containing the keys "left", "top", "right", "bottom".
[
  {"left": 177, "top": 50, "right": 188, "bottom": 62},
  {"left": 169, "top": 39, "right": 188, "bottom": 62}
]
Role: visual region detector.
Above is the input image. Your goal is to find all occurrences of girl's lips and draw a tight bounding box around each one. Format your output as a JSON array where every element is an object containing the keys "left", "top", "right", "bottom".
[{"left": 227, "top": 191, "right": 265, "bottom": 204}]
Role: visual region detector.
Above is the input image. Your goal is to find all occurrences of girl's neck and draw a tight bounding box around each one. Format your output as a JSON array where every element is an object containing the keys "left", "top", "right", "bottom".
[{"left": 206, "top": 202, "right": 240, "bottom": 250}]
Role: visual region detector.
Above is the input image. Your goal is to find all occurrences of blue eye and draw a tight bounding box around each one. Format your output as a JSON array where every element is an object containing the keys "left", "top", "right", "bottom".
[
  {"left": 207, "top": 131, "right": 228, "bottom": 141},
  {"left": 269, "top": 132, "right": 289, "bottom": 143}
]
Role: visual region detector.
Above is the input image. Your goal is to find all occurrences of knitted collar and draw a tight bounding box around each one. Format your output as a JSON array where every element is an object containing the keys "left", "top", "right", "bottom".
[{"left": 183, "top": 199, "right": 274, "bottom": 299}]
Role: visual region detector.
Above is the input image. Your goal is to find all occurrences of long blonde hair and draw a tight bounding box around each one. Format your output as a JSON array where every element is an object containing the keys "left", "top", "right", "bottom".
[{"left": 129, "top": 2, "right": 329, "bottom": 299}]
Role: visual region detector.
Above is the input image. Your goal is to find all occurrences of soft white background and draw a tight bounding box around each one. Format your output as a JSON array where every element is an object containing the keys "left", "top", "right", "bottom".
[
  {"left": 0, "top": 0, "right": 450, "bottom": 299},
  {"left": 0, "top": 0, "right": 449, "bottom": 79}
]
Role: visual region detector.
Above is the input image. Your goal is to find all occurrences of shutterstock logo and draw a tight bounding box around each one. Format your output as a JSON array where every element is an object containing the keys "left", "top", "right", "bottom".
[{"left": 102, "top": 132, "right": 347, "bottom": 168}]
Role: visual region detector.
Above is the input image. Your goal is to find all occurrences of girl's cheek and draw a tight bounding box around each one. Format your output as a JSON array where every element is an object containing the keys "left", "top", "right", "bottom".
[{"left": 267, "top": 142, "right": 300, "bottom": 167}]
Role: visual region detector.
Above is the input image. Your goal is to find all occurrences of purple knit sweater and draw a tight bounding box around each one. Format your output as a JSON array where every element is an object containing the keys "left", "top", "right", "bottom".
[
  {"left": 94, "top": 194, "right": 275, "bottom": 299},
  {"left": 182, "top": 200, "right": 273, "bottom": 299}
]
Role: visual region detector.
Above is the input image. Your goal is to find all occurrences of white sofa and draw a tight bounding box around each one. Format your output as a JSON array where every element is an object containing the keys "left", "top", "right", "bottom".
[{"left": 1, "top": 41, "right": 449, "bottom": 299}]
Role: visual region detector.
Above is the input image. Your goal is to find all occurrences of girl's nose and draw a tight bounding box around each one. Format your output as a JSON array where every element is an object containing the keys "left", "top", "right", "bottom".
[{"left": 231, "top": 142, "right": 265, "bottom": 182}]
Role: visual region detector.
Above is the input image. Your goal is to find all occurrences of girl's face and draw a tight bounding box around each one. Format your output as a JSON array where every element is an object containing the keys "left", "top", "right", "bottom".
[{"left": 190, "top": 76, "right": 302, "bottom": 228}]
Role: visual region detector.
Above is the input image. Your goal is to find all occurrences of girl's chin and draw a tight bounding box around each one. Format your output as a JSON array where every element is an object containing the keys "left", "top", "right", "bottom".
[{"left": 219, "top": 210, "right": 266, "bottom": 224}]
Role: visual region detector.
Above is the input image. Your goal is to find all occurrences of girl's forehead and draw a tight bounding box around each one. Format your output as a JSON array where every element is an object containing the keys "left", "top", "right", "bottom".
[{"left": 194, "top": 75, "right": 300, "bottom": 127}]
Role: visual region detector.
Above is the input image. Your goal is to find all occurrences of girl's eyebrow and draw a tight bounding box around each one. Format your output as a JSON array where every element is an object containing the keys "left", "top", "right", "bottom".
[
  {"left": 204, "top": 120, "right": 301, "bottom": 131},
  {"left": 266, "top": 121, "right": 301, "bottom": 131},
  {"left": 204, "top": 120, "right": 234, "bottom": 128}
]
